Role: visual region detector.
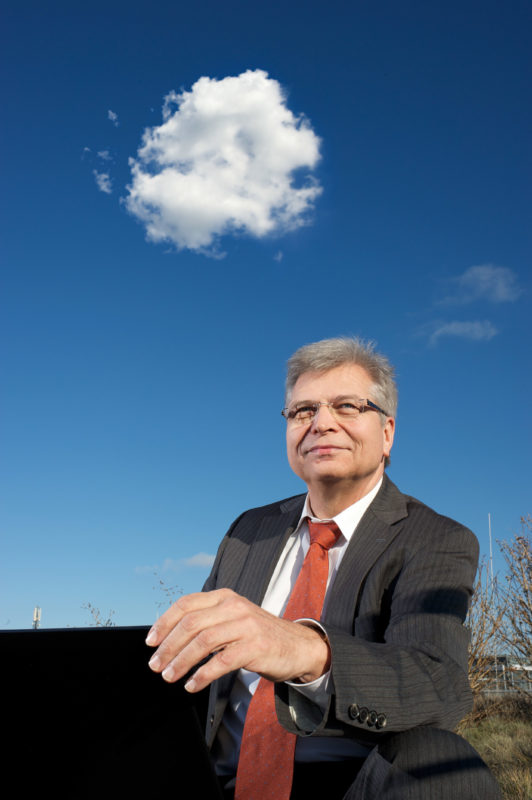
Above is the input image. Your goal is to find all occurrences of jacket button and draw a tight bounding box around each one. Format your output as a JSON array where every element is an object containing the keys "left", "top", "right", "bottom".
[
  {"left": 376, "top": 713, "right": 387, "bottom": 729},
  {"left": 357, "top": 706, "right": 369, "bottom": 724},
  {"left": 368, "top": 710, "right": 378, "bottom": 727},
  {"left": 348, "top": 703, "right": 359, "bottom": 720},
  {"left": 209, "top": 715, "right": 214, "bottom": 726}
]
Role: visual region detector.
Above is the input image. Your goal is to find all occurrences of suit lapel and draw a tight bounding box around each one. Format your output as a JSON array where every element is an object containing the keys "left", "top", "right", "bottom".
[
  {"left": 324, "top": 476, "right": 409, "bottom": 629},
  {"left": 234, "top": 496, "right": 305, "bottom": 606}
]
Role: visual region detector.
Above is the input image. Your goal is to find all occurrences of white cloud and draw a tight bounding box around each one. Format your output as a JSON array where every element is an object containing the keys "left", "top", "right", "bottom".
[
  {"left": 108, "top": 109, "right": 119, "bottom": 127},
  {"left": 97, "top": 149, "right": 112, "bottom": 161},
  {"left": 135, "top": 552, "right": 216, "bottom": 574},
  {"left": 93, "top": 170, "right": 112, "bottom": 194},
  {"left": 443, "top": 264, "right": 522, "bottom": 304},
  {"left": 181, "top": 552, "right": 216, "bottom": 568},
  {"left": 125, "top": 69, "right": 322, "bottom": 255},
  {"left": 429, "top": 320, "right": 498, "bottom": 346},
  {"left": 165, "top": 552, "right": 215, "bottom": 569}
]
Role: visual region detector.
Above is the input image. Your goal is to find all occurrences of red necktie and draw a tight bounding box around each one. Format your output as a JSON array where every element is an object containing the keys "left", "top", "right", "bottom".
[{"left": 235, "top": 520, "right": 341, "bottom": 800}]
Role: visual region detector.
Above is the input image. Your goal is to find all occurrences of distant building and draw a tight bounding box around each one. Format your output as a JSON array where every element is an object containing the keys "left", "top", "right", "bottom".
[{"left": 475, "top": 654, "right": 532, "bottom": 695}]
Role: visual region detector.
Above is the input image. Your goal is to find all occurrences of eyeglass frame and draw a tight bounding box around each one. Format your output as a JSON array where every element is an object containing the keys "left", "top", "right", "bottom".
[{"left": 281, "top": 397, "right": 390, "bottom": 425}]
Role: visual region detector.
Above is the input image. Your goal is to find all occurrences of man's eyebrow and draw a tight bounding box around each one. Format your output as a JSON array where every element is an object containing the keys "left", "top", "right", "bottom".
[
  {"left": 291, "top": 394, "right": 362, "bottom": 405},
  {"left": 332, "top": 394, "right": 362, "bottom": 401}
]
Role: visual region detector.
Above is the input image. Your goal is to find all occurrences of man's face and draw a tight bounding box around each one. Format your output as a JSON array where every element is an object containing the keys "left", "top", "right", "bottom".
[{"left": 285, "top": 364, "right": 395, "bottom": 497}]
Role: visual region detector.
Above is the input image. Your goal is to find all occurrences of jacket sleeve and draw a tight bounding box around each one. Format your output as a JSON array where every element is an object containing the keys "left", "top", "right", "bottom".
[{"left": 274, "top": 521, "right": 478, "bottom": 741}]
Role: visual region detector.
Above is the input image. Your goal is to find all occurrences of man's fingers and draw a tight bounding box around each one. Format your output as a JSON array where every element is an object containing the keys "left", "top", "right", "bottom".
[
  {"left": 145, "top": 591, "right": 214, "bottom": 646},
  {"left": 151, "top": 613, "right": 255, "bottom": 683},
  {"left": 147, "top": 589, "right": 250, "bottom": 676},
  {"left": 183, "top": 642, "right": 249, "bottom": 692},
  {"left": 145, "top": 589, "right": 234, "bottom": 647}
]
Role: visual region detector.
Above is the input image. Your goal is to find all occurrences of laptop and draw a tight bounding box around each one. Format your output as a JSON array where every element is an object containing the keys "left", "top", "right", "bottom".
[{"left": 1, "top": 625, "right": 223, "bottom": 798}]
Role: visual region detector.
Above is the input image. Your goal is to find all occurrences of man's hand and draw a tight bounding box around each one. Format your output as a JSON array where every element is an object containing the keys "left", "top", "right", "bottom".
[{"left": 146, "top": 589, "right": 330, "bottom": 692}]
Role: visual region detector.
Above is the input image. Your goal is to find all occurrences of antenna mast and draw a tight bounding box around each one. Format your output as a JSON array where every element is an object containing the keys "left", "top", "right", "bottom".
[{"left": 488, "top": 513, "right": 494, "bottom": 586}]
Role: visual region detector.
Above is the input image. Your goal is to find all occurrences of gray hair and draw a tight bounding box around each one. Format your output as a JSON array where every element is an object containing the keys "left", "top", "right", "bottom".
[{"left": 285, "top": 336, "right": 398, "bottom": 420}]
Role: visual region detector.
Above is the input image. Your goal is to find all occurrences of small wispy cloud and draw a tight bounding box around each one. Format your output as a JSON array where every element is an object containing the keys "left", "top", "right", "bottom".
[
  {"left": 273, "top": 250, "right": 284, "bottom": 262},
  {"left": 135, "top": 552, "right": 215, "bottom": 574},
  {"left": 125, "top": 69, "right": 322, "bottom": 256},
  {"left": 108, "top": 109, "right": 119, "bottom": 127},
  {"left": 181, "top": 552, "right": 216, "bottom": 568},
  {"left": 429, "top": 320, "right": 498, "bottom": 346},
  {"left": 97, "top": 149, "right": 112, "bottom": 161},
  {"left": 441, "top": 264, "right": 522, "bottom": 305},
  {"left": 93, "top": 170, "right": 112, "bottom": 194}
]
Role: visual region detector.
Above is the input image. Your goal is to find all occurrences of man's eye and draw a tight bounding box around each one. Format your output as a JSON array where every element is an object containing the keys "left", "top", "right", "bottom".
[
  {"left": 292, "top": 405, "right": 315, "bottom": 418},
  {"left": 335, "top": 401, "right": 361, "bottom": 415}
]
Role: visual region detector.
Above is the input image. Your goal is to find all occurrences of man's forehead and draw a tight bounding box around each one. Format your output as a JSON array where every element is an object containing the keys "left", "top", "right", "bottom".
[{"left": 289, "top": 364, "right": 373, "bottom": 397}]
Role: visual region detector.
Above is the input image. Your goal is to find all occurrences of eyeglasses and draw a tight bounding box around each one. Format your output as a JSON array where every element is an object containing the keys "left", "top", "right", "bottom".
[{"left": 281, "top": 398, "right": 389, "bottom": 426}]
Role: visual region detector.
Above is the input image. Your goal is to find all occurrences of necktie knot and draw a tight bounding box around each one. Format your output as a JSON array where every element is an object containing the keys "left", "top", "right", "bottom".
[{"left": 307, "top": 520, "right": 341, "bottom": 552}]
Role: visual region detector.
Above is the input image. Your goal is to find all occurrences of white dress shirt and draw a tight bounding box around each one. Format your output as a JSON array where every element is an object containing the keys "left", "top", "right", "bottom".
[{"left": 213, "top": 479, "right": 382, "bottom": 775}]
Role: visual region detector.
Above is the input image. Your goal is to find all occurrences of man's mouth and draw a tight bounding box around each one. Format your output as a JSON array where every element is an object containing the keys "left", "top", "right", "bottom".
[{"left": 306, "top": 445, "right": 343, "bottom": 455}]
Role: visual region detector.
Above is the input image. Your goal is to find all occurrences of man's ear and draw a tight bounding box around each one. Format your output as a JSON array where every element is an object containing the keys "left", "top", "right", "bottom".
[{"left": 383, "top": 417, "right": 395, "bottom": 459}]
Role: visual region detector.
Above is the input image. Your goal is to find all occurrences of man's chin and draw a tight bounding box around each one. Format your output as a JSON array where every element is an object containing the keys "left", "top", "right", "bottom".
[{"left": 307, "top": 469, "right": 351, "bottom": 484}]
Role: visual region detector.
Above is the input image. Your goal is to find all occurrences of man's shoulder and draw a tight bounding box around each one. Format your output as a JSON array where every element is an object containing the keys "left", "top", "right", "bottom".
[
  {"left": 403, "top": 492, "right": 472, "bottom": 533},
  {"left": 233, "top": 493, "right": 306, "bottom": 524},
  {"left": 375, "top": 476, "right": 478, "bottom": 546}
]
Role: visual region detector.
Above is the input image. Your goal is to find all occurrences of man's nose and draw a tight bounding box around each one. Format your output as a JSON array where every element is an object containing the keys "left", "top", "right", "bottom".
[{"left": 310, "top": 403, "right": 338, "bottom": 432}]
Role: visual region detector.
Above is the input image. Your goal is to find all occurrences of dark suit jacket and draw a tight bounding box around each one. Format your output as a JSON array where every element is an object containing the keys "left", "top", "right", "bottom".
[{"left": 202, "top": 476, "right": 477, "bottom": 752}]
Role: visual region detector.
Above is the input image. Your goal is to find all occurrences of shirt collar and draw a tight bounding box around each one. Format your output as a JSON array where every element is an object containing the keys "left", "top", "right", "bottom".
[{"left": 295, "top": 477, "right": 383, "bottom": 543}]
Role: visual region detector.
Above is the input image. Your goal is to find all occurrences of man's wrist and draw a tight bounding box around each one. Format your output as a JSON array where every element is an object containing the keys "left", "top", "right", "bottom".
[{"left": 293, "top": 619, "right": 331, "bottom": 684}]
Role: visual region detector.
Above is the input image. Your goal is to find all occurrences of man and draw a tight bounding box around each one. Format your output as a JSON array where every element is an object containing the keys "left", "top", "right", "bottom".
[{"left": 146, "top": 337, "right": 500, "bottom": 799}]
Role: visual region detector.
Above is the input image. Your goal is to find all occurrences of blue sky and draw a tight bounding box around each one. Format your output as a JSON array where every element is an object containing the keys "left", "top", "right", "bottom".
[{"left": 2, "top": 0, "right": 530, "bottom": 629}]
